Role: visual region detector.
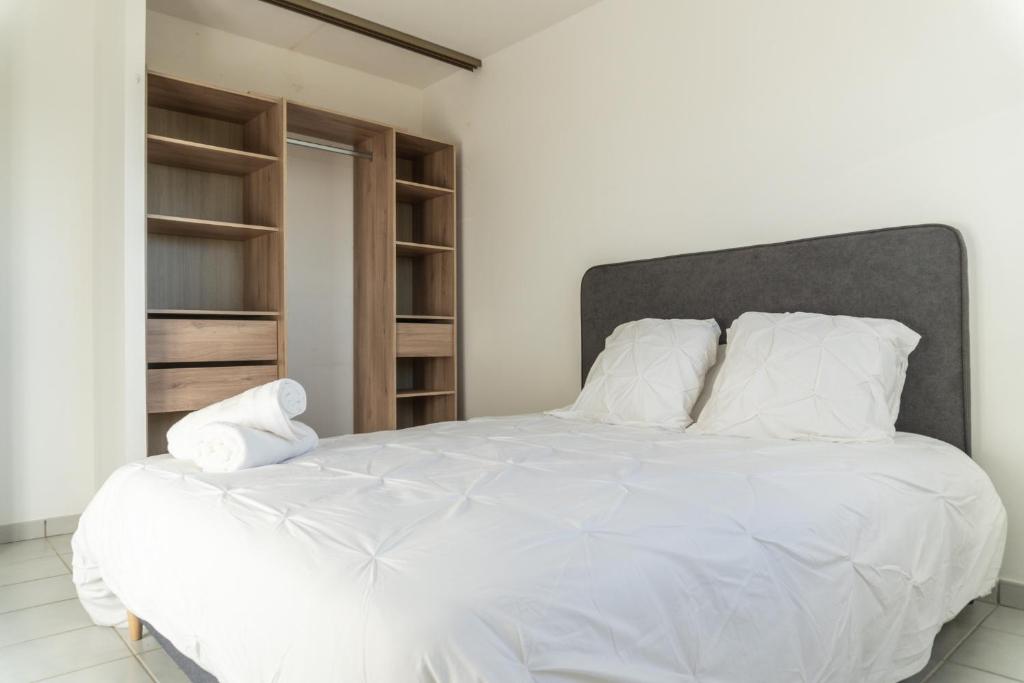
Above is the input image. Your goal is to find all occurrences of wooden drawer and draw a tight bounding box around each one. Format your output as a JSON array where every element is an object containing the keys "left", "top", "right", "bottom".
[
  {"left": 147, "top": 365, "right": 279, "bottom": 413},
  {"left": 396, "top": 323, "right": 453, "bottom": 357},
  {"left": 147, "top": 319, "right": 278, "bottom": 364}
]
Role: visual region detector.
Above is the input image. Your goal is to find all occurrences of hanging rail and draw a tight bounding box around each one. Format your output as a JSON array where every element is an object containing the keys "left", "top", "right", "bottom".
[{"left": 287, "top": 137, "right": 373, "bottom": 160}]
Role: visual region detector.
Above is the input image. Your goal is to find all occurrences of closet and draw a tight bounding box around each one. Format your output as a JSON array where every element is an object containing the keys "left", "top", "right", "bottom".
[{"left": 144, "top": 72, "right": 458, "bottom": 454}]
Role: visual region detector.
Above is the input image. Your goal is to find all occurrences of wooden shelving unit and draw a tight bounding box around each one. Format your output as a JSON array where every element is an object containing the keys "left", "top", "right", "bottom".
[
  {"left": 141, "top": 73, "right": 461, "bottom": 451},
  {"left": 144, "top": 72, "right": 286, "bottom": 455},
  {"left": 392, "top": 132, "right": 458, "bottom": 429}
]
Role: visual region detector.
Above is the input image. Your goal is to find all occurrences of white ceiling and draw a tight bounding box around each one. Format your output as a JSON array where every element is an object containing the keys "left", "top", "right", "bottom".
[{"left": 147, "top": 0, "right": 600, "bottom": 88}]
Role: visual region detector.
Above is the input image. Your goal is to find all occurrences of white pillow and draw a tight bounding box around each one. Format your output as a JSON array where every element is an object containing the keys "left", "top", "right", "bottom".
[
  {"left": 550, "top": 318, "right": 720, "bottom": 429},
  {"left": 689, "top": 312, "right": 920, "bottom": 442}
]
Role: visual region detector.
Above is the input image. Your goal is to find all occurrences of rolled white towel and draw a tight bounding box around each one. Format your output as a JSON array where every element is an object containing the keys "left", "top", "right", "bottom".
[
  {"left": 194, "top": 421, "right": 318, "bottom": 473},
  {"left": 167, "top": 379, "right": 306, "bottom": 459}
]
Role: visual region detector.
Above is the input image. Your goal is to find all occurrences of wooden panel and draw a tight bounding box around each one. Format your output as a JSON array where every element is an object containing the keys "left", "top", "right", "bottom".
[
  {"left": 147, "top": 365, "right": 279, "bottom": 413},
  {"left": 147, "top": 164, "right": 244, "bottom": 223},
  {"left": 422, "top": 147, "right": 455, "bottom": 190},
  {"left": 354, "top": 130, "right": 397, "bottom": 432},
  {"left": 242, "top": 102, "right": 287, "bottom": 374},
  {"left": 147, "top": 412, "right": 185, "bottom": 456},
  {"left": 240, "top": 102, "right": 288, "bottom": 374},
  {"left": 147, "top": 319, "right": 278, "bottom": 363},
  {"left": 395, "top": 131, "right": 451, "bottom": 156},
  {"left": 148, "top": 72, "right": 276, "bottom": 123},
  {"left": 147, "top": 235, "right": 245, "bottom": 311},
  {"left": 415, "top": 252, "right": 455, "bottom": 318},
  {"left": 396, "top": 394, "right": 456, "bottom": 429},
  {"left": 287, "top": 101, "right": 389, "bottom": 146},
  {"left": 396, "top": 356, "right": 453, "bottom": 393},
  {"left": 147, "top": 107, "right": 243, "bottom": 150},
  {"left": 147, "top": 214, "right": 277, "bottom": 241},
  {"left": 397, "top": 323, "right": 453, "bottom": 358},
  {"left": 423, "top": 393, "right": 456, "bottom": 424},
  {"left": 422, "top": 194, "right": 455, "bottom": 247},
  {"left": 148, "top": 135, "right": 277, "bottom": 175}
]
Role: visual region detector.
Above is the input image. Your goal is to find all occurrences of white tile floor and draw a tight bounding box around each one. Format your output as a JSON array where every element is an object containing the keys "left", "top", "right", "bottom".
[
  {"left": 0, "top": 534, "right": 1021, "bottom": 682},
  {"left": 0, "top": 535, "right": 188, "bottom": 682}
]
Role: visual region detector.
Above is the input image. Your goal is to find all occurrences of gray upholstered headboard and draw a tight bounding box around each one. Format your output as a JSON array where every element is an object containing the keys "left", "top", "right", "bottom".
[{"left": 580, "top": 224, "right": 971, "bottom": 453}]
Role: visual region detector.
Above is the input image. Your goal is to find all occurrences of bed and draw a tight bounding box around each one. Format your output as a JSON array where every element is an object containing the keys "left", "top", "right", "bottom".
[{"left": 73, "top": 224, "right": 1006, "bottom": 683}]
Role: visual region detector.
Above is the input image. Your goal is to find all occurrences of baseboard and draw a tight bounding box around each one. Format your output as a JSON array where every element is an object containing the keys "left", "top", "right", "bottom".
[
  {"left": 0, "top": 514, "right": 80, "bottom": 543},
  {"left": 999, "top": 579, "right": 1024, "bottom": 610}
]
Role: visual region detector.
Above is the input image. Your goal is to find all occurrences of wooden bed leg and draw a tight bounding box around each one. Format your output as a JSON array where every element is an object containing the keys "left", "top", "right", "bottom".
[{"left": 127, "top": 611, "right": 142, "bottom": 641}]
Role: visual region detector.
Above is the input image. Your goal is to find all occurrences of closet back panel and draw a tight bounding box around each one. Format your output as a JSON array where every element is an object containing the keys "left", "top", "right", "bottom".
[
  {"left": 147, "top": 107, "right": 244, "bottom": 150},
  {"left": 396, "top": 252, "right": 455, "bottom": 317},
  {"left": 285, "top": 145, "right": 355, "bottom": 438},
  {"left": 147, "top": 165, "right": 244, "bottom": 223},
  {"left": 147, "top": 235, "right": 245, "bottom": 310}
]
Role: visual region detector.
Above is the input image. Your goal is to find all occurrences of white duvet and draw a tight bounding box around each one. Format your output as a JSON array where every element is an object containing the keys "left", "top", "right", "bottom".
[{"left": 73, "top": 415, "right": 1006, "bottom": 683}]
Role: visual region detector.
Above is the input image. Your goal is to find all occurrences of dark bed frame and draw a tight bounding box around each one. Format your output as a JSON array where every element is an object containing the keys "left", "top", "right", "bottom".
[{"left": 146, "top": 223, "right": 971, "bottom": 681}]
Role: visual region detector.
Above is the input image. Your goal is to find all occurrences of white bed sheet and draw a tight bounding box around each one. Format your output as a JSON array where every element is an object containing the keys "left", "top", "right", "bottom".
[{"left": 73, "top": 414, "right": 1006, "bottom": 683}]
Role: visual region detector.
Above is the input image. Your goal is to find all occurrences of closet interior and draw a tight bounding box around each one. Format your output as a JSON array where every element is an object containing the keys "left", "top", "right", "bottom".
[{"left": 144, "top": 72, "right": 458, "bottom": 454}]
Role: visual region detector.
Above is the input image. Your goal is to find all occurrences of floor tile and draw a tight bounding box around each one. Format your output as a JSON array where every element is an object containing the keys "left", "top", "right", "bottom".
[
  {"left": 38, "top": 655, "right": 154, "bottom": 682},
  {"left": 0, "top": 626, "right": 130, "bottom": 681},
  {"left": 139, "top": 648, "right": 191, "bottom": 683},
  {"left": 984, "top": 607, "right": 1024, "bottom": 637},
  {"left": 0, "top": 575, "right": 77, "bottom": 615},
  {"left": 0, "top": 556, "right": 68, "bottom": 587},
  {"left": 114, "top": 625, "right": 161, "bottom": 654},
  {"left": 929, "top": 662, "right": 1020, "bottom": 682},
  {"left": 950, "top": 627, "right": 1024, "bottom": 679},
  {"left": 58, "top": 554, "right": 73, "bottom": 572},
  {"left": 932, "top": 602, "right": 998, "bottom": 661},
  {"left": 0, "top": 540, "right": 56, "bottom": 566},
  {"left": 900, "top": 602, "right": 1001, "bottom": 683},
  {"left": 0, "top": 599, "right": 93, "bottom": 648},
  {"left": 45, "top": 536, "right": 72, "bottom": 555}
]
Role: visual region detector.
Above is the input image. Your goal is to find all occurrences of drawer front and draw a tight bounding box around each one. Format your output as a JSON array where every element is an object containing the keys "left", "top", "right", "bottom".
[
  {"left": 147, "top": 365, "right": 279, "bottom": 413},
  {"left": 396, "top": 323, "right": 453, "bottom": 358},
  {"left": 147, "top": 319, "right": 278, "bottom": 364}
]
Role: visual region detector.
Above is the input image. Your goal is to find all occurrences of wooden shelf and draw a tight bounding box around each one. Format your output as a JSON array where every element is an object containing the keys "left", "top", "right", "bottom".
[
  {"left": 395, "top": 240, "right": 454, "bottom": 256},
  {"left": 397, "top": 389, "right": 456, "bottom": 399},
  {"left": 396, "top": 179, "right": 453, "bottom": 202},
  {"left": 149, "top": 72, "right": 277, "bottom": 123},
  {"left": 148, "top": 309, "right": 280, "bottom": 318},
  {"left": 147, "top": 135, "right": 278, "bottom": 175},
  {"left": 396, "top": 314, "right": 454, "bottom": 321},
  {"left": 148, "top": 214, "right": 278, "bottom": 240}
]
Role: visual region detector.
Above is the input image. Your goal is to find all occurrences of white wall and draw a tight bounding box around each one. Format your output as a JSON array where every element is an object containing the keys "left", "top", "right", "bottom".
[
  {"left": 285, "top": 148, "right": 354, "bottom": 438},
  {"left": 422, "top": 0, "right": 1024, "bottom": 580},
  {"left": 146, "top": 11, "right": 422, "bottom": 133},
  {"left": 0, "top": 0, "right": 146, "bottom": 527}
]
